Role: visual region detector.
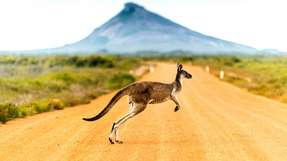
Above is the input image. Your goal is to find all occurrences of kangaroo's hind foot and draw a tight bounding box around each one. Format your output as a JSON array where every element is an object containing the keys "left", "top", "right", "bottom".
[{"left": 109, "top": 137, "right": 114, "bottom": 144}]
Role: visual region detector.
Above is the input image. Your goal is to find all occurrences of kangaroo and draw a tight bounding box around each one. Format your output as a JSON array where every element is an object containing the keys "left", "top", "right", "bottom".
[{"left": 83, "top": 64, "right": 192, "bottom": 144}]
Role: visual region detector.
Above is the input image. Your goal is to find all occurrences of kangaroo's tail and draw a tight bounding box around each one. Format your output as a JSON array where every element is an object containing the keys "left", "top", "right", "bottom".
[{"left": 82, "top": 86, "right": 130, "bottom": 121}]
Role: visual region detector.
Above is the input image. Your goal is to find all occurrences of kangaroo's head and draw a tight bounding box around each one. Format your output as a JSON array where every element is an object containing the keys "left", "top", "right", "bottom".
[{"left": 177, "top": 64, "right": 192, "bottom": 79}]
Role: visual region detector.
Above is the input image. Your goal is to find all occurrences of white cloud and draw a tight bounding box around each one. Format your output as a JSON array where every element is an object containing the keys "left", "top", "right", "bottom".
[{"left": 0, "top": 0, "right": 286, "bottom": 51}]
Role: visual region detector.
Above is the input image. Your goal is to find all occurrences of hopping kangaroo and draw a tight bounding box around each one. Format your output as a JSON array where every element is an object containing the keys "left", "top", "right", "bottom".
[{"left": 83, "top": 64, "right": 192, "bottom": 144}]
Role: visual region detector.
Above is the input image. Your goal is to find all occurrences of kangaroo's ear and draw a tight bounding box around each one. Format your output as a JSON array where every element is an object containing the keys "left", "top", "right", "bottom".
[{"left": 177, "top": 63, "right": 183, "bottom": 71}]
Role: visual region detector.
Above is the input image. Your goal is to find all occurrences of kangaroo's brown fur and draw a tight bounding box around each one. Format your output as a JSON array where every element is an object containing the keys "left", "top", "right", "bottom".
[{"left": 83, "top": 64, "right": 192, "bottom": 144}]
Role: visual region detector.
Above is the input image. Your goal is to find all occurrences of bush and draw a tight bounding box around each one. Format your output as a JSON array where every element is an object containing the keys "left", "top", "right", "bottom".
[
  {"left": 54, "top": 72, "right": 74, "bottom": 82},
  {"left": 33, "top": 102, "right": 52, "bottom": 113},
  {"left": 67, "top": 56, "right": 115, "bottom": 68},
  {"left": 107, "top": 73, "right": 136, "bottom": 89},
  {"left": 0, "top": 104, "right": 20, "bottom": 123},
  {"left": 49, "top": 99, "right": 64, "bottom": 110}
]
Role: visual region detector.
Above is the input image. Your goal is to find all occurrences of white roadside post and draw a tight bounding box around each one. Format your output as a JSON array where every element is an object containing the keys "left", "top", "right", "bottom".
[
  {"left": 149, "top": 65, "right": 155, "bottom": 73},
  {"left": 220, "top": 70, "right": 224, "bottom": 80},
  {"left": 205, "top": 65, "right": 210, "bottom": 73}
]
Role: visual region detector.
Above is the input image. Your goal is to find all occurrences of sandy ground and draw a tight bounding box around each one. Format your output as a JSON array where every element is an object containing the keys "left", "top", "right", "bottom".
[{"left": 1, "top": 63, "right": 287, "bottom": 161}]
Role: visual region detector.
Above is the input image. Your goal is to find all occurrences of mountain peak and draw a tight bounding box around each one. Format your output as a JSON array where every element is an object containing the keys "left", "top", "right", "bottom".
[
  {"left": 124, "top": 2, "right": 145, "bottom": 13},
  {"left": 124, "top": 2, "right": 144, "bottom": 9}
]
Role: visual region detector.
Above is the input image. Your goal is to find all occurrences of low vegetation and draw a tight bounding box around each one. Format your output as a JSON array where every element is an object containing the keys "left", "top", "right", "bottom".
[{"left": 0, "top": 55, "right": 141, "bottom": 123}]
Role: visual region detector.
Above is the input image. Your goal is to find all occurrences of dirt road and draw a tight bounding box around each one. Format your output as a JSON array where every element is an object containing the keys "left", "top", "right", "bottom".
[{"left": 1, "top": 63, "right": 287, "bottom": 161}]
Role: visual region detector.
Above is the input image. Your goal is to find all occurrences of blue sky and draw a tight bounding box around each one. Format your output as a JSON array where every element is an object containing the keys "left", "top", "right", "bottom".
[{"left": 0, "top": 0, "right": 286, "bottom": 51}]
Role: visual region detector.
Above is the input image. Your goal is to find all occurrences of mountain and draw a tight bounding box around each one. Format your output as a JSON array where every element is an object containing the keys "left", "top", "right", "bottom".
[
  {"left": 261, "top": 49, "right": 286, "bottom": 55},
  {"left": 1, "top": 2, "right": 258, "bottom": 55},
  {"left": 60, "top": 2, "right": 256, "bottom": 54}
]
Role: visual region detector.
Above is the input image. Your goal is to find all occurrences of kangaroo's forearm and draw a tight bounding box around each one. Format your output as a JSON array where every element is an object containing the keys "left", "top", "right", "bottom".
[
  {"left": 170, "top": 95, "right": 180, "bottom": 112},
  {"left": 170, "top": 95, "right": 180, "bottom": 106}
]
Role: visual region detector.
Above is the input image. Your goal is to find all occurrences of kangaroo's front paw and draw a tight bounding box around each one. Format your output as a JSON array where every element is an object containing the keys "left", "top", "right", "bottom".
[{"left": 174, "top": 106, "right": 180, "bottom": 112}]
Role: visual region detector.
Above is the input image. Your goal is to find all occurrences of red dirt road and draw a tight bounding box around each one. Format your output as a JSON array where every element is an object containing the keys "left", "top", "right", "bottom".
[{"left": 1, "top": 63, "right": 287, "bottom": 161}]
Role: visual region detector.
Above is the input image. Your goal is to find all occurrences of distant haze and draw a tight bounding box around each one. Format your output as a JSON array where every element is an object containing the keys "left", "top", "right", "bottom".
[{"left": 0, "top": 0, "right": 286, "bottom": 51}]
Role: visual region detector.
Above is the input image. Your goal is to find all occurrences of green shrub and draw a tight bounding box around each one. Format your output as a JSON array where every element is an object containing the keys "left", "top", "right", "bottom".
[
  {"left": 107, "top": 73, "right": 136, "bottom": 89},
  {"left": 48, "top": 99, "right": 64, "bottom": 110},
  {"left": 0, "top": 104, "right": 20, "bottom": 123},
  {"left": 33, "top": 102, "right": 51, "bottom": 113},
  {"left": 54, "top": 72, "right": 74, "bottom": 82},
  {"left": 86, "top": 56, "right": 114, "bottom": 67},
  {"left": 65, "top": 56, "right": 115, "bottom": 68}
]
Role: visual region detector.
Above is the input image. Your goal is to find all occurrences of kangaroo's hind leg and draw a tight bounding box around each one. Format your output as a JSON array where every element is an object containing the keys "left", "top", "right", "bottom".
[
  {"left": 108, "top": 102, "right": 134, "bottom": 144},
  {"left": 110, "top": 103, "right": 147, "bottom": 144},
  {"left": 108, "top": 100, "right": 136, "bottom": 144}
]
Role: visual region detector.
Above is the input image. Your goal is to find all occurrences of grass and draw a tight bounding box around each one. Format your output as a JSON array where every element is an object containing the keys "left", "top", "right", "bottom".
[{"left": 0, "top": 55, "right": 142, "bottom": 123}]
